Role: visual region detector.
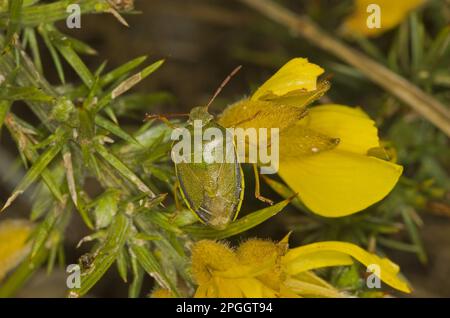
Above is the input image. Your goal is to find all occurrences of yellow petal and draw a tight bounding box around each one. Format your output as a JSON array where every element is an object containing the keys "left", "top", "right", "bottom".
[
  {"left": 307, "top": 104, "right": 380, "bottom": 154},
  {"left": 195, "top": 280, "right": 222, "bottom": 298},
  {"left": 295, "top": 271, "right": 338, "bottom": 290},
  {"left": 218, "top": 58, "right": 328, "bottom": 130},
  {"left": 252, "top": 58, "right": 324, "bottom": 100},
  {"left": 234, "top": 278, "right": 273, "bottom": 298},
  {"left": 194, "top": 283, "right": 210, "bottom": 298},
  {"left": 195, "top": 275, "right": 277, "bottom": 298},
  {"left": 283, "top": 250, "right": 353, "bottom": 275},
  {"left": 283, "top": 242, "right": 411, "bottom": 293},
  {"left": 279, "top": 284, "right": 303, "bottom": 298},
  {"left": 215, "top": 277, "right": 246, "bottom": 298},
  {"left": 279, "top": 104, "right": 402, "bottom": 216},
  {"left": 218, "top": 82, "right": 330, "bottom": 129},
  {"left": 150, "top": 288, "right": 175, "bottom": 298},
  {"left": 0, "top": 219, "right": 33, "bottom": 281},
  {"left": 283, "top": 277, "right": 344, "bottom": 298},
  {"left": 279, "top": 150, "right": 402, "bottom": 217},
  {"left": 280, "top": 123, "right": 340, "bottom": 159},
  {"left": 342, "top": 0, "right": 425, "bottom": 37}
]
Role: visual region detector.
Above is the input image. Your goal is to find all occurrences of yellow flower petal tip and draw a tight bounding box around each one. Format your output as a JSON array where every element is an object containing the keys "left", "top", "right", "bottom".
[
  {"left": 218, "top": 57, "right": 329, "bottom": 137},
  {"left": 284, "top": 241, "right": 411, "bottom": 293},
  {"left": 252, "top": 58, "right": 324, "bottom": 100},
  {"left": 191, "top": 238, "right": 411, "bottom": 297},
  {"left": 342, "top": 0, "right": 425, "bottom": 37},
  {"left": 0, "top": 219, "right": 34, "bottom": 281},
  {"left": 279, "top": 104, "right": 403, "bottom": 217}
]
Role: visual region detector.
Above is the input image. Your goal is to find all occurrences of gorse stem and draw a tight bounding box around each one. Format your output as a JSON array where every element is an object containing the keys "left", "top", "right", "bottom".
[{"left": 240, "top": 0, "right": 450, "bottom": 137}]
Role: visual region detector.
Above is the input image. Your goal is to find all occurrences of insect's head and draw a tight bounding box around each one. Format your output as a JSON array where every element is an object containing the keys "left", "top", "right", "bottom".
[
  {"left": 188, "top": 106, "right": 214, "bottom": 126},
  {"left": 187, "top": 65, "right": 242, "bottom": 127}
]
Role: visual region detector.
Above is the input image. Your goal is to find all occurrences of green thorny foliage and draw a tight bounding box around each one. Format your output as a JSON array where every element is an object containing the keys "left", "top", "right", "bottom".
[
  {"left": 0, "top": 0, "right": 291, "bottom": 297},
  {"left": 0, "top": 0, "right": 447, "bottom": 297}
]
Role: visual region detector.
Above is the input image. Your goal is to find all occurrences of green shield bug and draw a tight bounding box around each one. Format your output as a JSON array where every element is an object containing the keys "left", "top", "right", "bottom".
[
  {"left": 146, "top": 66, "right": 271, "bottom": 229},
  {"left": 174, "top": 106, "right": 245, "bottom": 229}
]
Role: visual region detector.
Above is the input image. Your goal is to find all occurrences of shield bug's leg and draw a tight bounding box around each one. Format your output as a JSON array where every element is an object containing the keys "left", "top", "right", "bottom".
[
  {"left": 167, "top": 182, "right": 187, "bottom": 224},
  {"left": 230, "top": 110, "right": 262, "bottom": 128},
  {"left": 253, "top": 164, "right": 274, "bottom": 205},
  {"left": 173, "top": 180, "right": 182, "bottom": 211}
]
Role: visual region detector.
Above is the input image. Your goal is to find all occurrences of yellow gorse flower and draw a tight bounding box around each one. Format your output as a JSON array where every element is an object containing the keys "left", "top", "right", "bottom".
[
  {"left": 278, "top": 104, "right": 403, "bottom": 217},
  {"left": 191, "top": 237, "right": 411, "bottom": 298},
  {"left": 342, "top": 0, "right": 425, "bottom": 37},
  {"left": 219, "top": 58, "right": 402, "bottom": 217},
  {"left": 0, "top": 219, "right": 34, "bottom": 281}
]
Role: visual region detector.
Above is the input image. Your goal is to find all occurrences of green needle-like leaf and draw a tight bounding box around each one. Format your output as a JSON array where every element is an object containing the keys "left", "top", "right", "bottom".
[
  {"left": 0, "top": 100, "right": 11, "bottom": 137},
  {"left": 30, "top": 199, "right": 66, "bottom": 259},
  {"left": 94, "top": 142, "right": 157, "bottom": 198},
  {"left": 128, "top": 252, "right": 144, "bottom": 298},
  {"left": 129, "top": 243, "right": 179, "bottom": 296},
  {"left": 69, "top": 213, "right": 130, "bottom": 297},
  {"left": 4, "top": 0, "right": 107, "bottom": 27},
  {"left": 136, "top": 209, "right": 182, "bottom": 235},
  {"left": 38, "top": 24, "right": 65, "bottom": 84},
  {"left": 46, "top": 24, "right": 95, "bottom": 87},
  {"left": 23, "top": 27, "right": 42, "bottom": 73},
  {"left": 95, "top": 115, "right": 140, "bottom": 146},
  {"left": 4, "top": 0, "right": 23, "bottom": 52},
  {"left": 55, "top": 42, "right": 95, "bottom": 88},
  {"left": 402, "top": 208, "right": 427, "bottom": 264},
  {"left": 425, "top": 26, "right": 450, "bottom": 69},
  {"left": 62, "top": 146, "right": 77, "bottom": 206},
  {"left": 0, "top": 85, "right": 54, "bottom": 102},
  {"left": 182, "top": 199, "right": 290, "bottom": 239},
  {"left": 377, "top": 237, "right": 420, "bottom": 253},
  {"left": 116, "top": 247, "right": 128, "bottom": 283},
  {"left": 95, "top": 59, "right": 164, "bottom": 112},
  {"left": 65, "top": 35, "right": 97, "bottom": 56},
  {"left": 410, "top": 12, "right": 424, "bottom": 73},
  {"left": 1, "top": 134, "right": 65, "bottom": 212},
  {"left": 100, "top": 55, "right": 148, "bottom": 87},
  {"left": 5, "top": 114, "right": 64, "bottom": 203}
]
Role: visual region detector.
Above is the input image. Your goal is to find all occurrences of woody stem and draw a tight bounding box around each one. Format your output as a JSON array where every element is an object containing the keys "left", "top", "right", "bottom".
[{"left": 239, "top": 0, "right": 450, "bottom": 137}]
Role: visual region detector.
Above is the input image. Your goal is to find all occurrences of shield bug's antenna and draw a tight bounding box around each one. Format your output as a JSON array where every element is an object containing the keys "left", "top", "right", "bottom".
[
  {"left": 144, "top": 113, "right": 189, "bottom": 128},
  {"left": 205, "top": 65, "right": 242, "bottom": 111}
]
